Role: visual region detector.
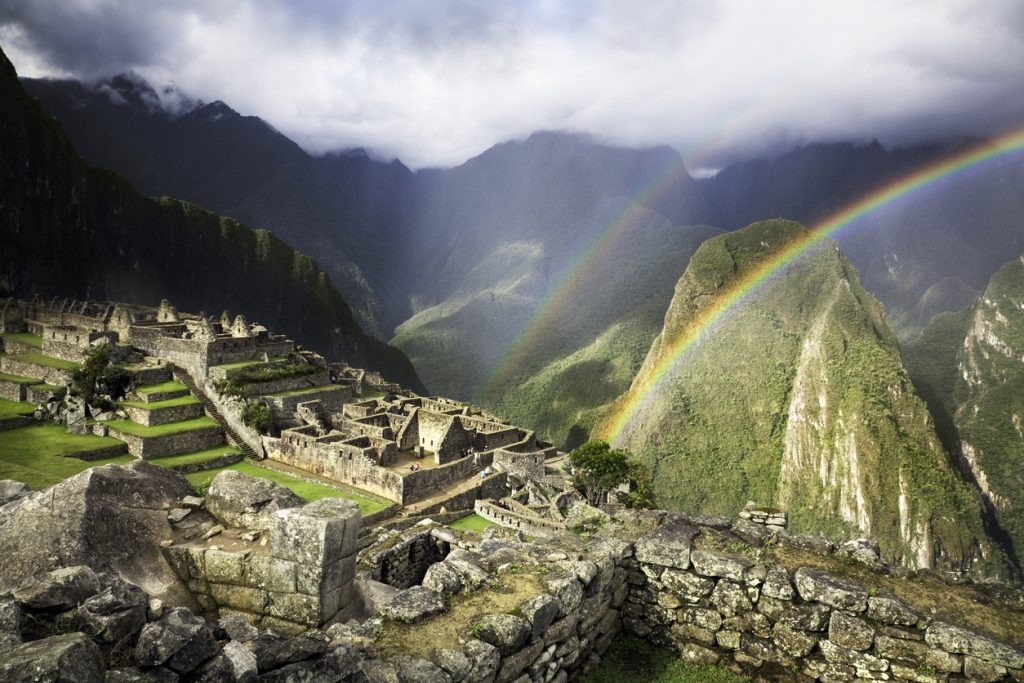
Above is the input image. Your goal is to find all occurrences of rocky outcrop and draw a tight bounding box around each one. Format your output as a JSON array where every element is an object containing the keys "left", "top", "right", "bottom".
[
  {"left": 204, "top": 469, "right": 303, "bottom": 531},
  {"left": 0, "top": 461, "right": 195, "bottom": 605},
  {"left": 612, "top": 220, "right": 1006, "bottom": 578}
]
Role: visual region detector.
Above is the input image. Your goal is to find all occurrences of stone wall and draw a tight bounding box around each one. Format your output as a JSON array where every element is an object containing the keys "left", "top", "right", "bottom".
[
  {"left": 234, "top": 371, "right": 331, "bottom": 397},
  {"left": 122, "top": 400, "right": 203, "bottom": 427},
  {"left": 494, "top": 449, "right": 547, "bottom": 481},
  {"left": 165, "top": 498, "right": 360, "bottom": 635},
  {"left": 270, "top": 429, "right": 406, "bottom": 503},
  {"left": 0, "top": 357, "right": 73, "bottom": 386},
  {"left": 129, "top": 364, "right": 171, "bottom": 387},
  {"left": 475, "top": 499, "right": 568, "bottom": 538},
  {"left": 111, "top": 425, "right": 224, "bottom": 459},
  {"left": 361, "top": 527, "right": 451, "bottom": 589},
  {"left": 411, "top": 472, "right": 509, "bottom": 516},
  {"left": 264, "top": 385, "right": 350, "bottom": 420},
  {"left": 0, "top": 379, "right": 25, "bottom": 401},
  {"left": 401, "top": 455, "right": 479, "bottom": 504},
  {"left": 361, "top": 512, "right": 1024, "bottom": 683}
]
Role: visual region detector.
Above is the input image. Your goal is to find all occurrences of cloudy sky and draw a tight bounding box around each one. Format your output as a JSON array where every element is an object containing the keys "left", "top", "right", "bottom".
[{"left": 2, "top": 0, "right": 1022, "bottom": 169}]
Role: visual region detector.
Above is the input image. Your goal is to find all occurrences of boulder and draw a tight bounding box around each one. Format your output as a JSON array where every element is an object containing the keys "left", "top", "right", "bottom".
[
  {"left": 0, "top": 462, "right": 195, "bottom": 606},
  {"left": 0, "top": 479, "right": 29, "bottom": 506},
  {"left": 925, "top": 621, "right": 1024, "bottom": 669},
  {"left": 474, "top": 613, "right": 530, "bottom": 655},
  {"left": 793, "top": 567, "right": 868, "bottom": 611},
  {"left": 431, "top": 648, "right": 472, "bottom": 681},
  {"left": 192, "top": 640, "right": 258, "bottom": 683},
  {"left": 634, "top": 519, "right": 699, "bottom": 569},
  {"left": 78, "top": 575, "right": 148, "bottom": 643},
  {"left": 422, "top": 561, "right": 463, "bottom": 595},
  {"left": 379, "top": 586, "right": 446, "bottom": 624},
  {"left": 463, "top": 639, "right": 501, "bottom": 680},
  {"left": 389, "top": 655, "right": 452, "bottom": 683},
  {"left": 0, "top": 632, "right": 105, "bottom": 682},
  {"left": 563, "top": 502, "right": 610, "bottom": 532},
  {"left": 837, "top": 538, "right": 887, "bottom": 570},
  {"left": 256, "top": 631, "right": 330, "bottom": 671},
  {"left": 13, "top": 565, "right": 101, "bottom": 610},
  {"left": 133, "top": 607, "right": 219, "bottom": 673},
  {"left": 205, "top": 470, "right": 303, "bottom": 531}
]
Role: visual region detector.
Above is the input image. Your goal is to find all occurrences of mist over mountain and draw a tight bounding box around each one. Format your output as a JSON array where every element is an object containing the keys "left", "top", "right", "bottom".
[
  {"left": 0, "top": 51, "right": 423, "bottom": 391},
  {"left": 610, "top": 219, "right": 1007, "bottom": 576}
]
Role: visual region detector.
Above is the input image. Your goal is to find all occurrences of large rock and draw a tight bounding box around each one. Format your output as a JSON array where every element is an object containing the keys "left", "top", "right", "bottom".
[
  {"left": 634, "top": 518, "right": 699, "bottom": 569},
  {"left": 78, "top": 575, "right": 148, "bottom": 643},
  {"left": 793, "top": 567, "right": 868, "bottom": 611},
  {"left": 0, "top": 632, "right": 105, "bottom": 682},
  {"left": 205, "top": 470, "right": 303, "bottom": 531},
  {"left": 379, "top": 586, "right": 446, "bottom": 624},
  {"left": 474, "top": 613, "right": 530, "bottom": 655},
  {"left": 13, "top": 566, "right": 101, "bottom": 610},
  {"left": 133, "top": 607, "right": 219, "bottom": 673},
  {"left": 0, "top": 479, "right": 29, "bottom": 506},
  {"left": 0, "top": 462, "right": 194, "bottom": 606},
  {"left": 925, "top": 621, "right": 1024, "bottom": 669}
]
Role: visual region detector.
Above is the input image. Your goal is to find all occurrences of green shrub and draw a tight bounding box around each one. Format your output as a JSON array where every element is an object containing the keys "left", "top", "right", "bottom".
[{"left": 242, "top": 401, "right": 273, "bottom": 434}]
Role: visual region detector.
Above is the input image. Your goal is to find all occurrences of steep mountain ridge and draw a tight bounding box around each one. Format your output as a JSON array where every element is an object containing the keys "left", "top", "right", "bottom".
[
  {"left": 22, "top": 75, "right": 413, "bottom": 337},
  {"left": 906, "top": 256, "right": 1024, "bottom": 569},
  {"left": 0, "top": 49, "right": 424, "bottom": 391},
  {"left": 611, "top": 219, "right": 1005, "bottom": 576}
]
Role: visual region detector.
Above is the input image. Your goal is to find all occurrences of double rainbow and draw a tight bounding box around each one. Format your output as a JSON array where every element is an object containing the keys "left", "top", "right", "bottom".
[{"left": 601, "top": 128, "right": 1024, "bottom": 443}]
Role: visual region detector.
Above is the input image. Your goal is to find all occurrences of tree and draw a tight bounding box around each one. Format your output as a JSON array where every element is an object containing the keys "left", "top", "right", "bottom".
[
  {"left": 242, "top": 401, "right": 273, "bottom": 434},
  {"left": 568, "top": 440, "right": 652, "bottom": 508},
  {"left": 70, "top": 343, "right": 132, "bottom": 409}
]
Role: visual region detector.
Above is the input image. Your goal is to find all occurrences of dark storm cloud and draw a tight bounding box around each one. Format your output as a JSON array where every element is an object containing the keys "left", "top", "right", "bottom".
[{"left": 2, "top": 0, "right": 1023, "bottom": 169}]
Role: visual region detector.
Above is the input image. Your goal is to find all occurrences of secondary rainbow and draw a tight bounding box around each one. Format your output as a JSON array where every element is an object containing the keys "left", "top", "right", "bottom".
[
  {"left": 478, "top": 155, "right": 691, "bottom": 397},
  {"left": 600, "top": 127, "right": 1024, "bottom": 442},
  {"left": 479, "top": 110, "right": 772, "bottom": 398}
]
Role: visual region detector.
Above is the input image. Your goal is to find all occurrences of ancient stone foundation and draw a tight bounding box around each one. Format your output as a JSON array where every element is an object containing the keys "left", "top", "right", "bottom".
[{"left": 165, "top": 497, "right": 361, "bottom": 635}]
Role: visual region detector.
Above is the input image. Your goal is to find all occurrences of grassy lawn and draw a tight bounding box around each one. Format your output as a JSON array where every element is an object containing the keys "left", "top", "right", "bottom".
[
  {"left": 0, "top": 398, "right": 35, "bottom": 419},
  {"left": 150, "top": 444, "right": 241, "bottom": 468},
  {"left": 211, "top": 356, "right": 287, "bottom": 371},
  {"left": 184, "top": 460, "right": 391, "bottom": 516},
  {"left": 581, "top": 636, "right": 748, "bottom": 683},
  {"left": 0, "top": 423, "right": 132, "bottom": 489},
  {"left": 136, "top": 380, "right": 187, "bottom": 395},
  {"left": 264, "top": 384, "right": 341, "bottom": 398},
  {"left": 449, "top": 513, "right": 496, "bottom": 534},
  {"left": 121, "top": 395, "right": 200, "bottom": 410},
  {"left": 103, "top": 416, "right": 218, "bottom": 437},
  {"left": 9, "top": 353, "right": 81, "bottom": 371},
  {"left": 1, "top": 332, "right": 42, "bottom": 349},
  {"left": 31, "top": 383, "right": 63, "bottom": 392},
  {"left": 362, "top": 388, "right": 386, "bottom": 399}
]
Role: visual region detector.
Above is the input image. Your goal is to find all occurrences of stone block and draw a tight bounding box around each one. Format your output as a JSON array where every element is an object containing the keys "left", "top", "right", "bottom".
[
  {"left": 203, "top": 548, "right": 246, "bottom": 585},
  {"left": 633, "top": 519, "right": 698, "bottom": 569},
  {"left": 717, "top": 630, "right": 741, "bottom": 650},
  {"left": 671, "top": 622, "right": 716, "bottom": 646},
  {"left": 271, "top": 498, "right": 360, "bottom": 567},
  {"left": 266, "top": 591, "right": 320, "bottom": 626},
  {"left": 740, "top": 633, "right": 795, "bottom": 667},
  {"left": 709, "top": 580, "right": 752, "bottom": 617},
  {"left": 867, "top": 595, "right": 918, "bottom": 626},
  {"left": 875, "top": 635, "right": 964, "bottom": 673},
  {"left": 820, "top": 639, "right": 889, "bottom": 673},
  {"left": 0, "top": 633, "right": 105, "bottom": 683},
  {"left": 543, "top": 613, "right": 578, "bottom": 645},
  {"left": 520, "top": 594, "right": 559, "bottom": 638},
  {"left": 829, "top": 611, "right": 875, "bottom": 651},
  {"left": 679, "top": 605, "right": 723, "bottom": 632},
  {"left": 964, "top": 656, "right": 1008, "bottom": 682},
  {"left": 690, "top": 549, "right": 751, "bottom": 581},
  {"left": 889, "top": 663, "right": 949, "bottom": 683},
  {"left": 722, "top": 611, "right": 773, "bottom": 639},
  {"left": 497, "top": 640, "right": 544, "bottom": 683},
  {"left": 794, "top": 567, "right": 868, "bottom": 612},
  {"left": 761, "top": 564, "right": 795, "bottom": 600},
  {"left": 209, "top": 583, "right": 269, "bottom": 614},
  {"left": 320, "top": 580, "right": 354, "bottom": 619},
  {"left": 772, "top": 622, "right": 817, "bottom": 657},
  {"left": 662, "top": 568, "right": 715, "bottom": 603},
  {"left": 245, "top": 555, "right": 297, "bottom": 593},
  {"left": 776, "top": 603, "right": 831, "bottom": 631},
  {"left": 679, "top": 642, "right": 721, "bottom": 665},
  {"left": 926, "top": 622, "right": 1024, "bottom": 669}
]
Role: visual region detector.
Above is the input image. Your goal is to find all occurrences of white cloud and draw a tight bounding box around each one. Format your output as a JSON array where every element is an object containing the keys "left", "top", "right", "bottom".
[{"left": 2, "top": 0, "right": 1022, "bottom": 168}]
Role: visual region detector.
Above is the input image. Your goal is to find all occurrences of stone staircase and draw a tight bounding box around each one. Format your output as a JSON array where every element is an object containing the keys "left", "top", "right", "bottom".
[{"left": 170, "top": 364, "right": 258, "bottom": 460}]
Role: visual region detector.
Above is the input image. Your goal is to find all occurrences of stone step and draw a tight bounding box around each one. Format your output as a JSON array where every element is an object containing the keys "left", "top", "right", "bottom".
[
  {"left": 120, "top": 396, "right": 203, "bottom": 427},
  {"left": 102, "top": 418, "right": 225, "bottom": 460},
  {"left": 170, "top": 366, "right": 258, "bottom": 460}
]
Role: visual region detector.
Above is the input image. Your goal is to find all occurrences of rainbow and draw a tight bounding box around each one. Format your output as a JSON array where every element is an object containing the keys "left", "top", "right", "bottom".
[
  {"left": 478, "top": 153, "right": 691, "bottom": 398},
  {"left": 600, "top": 127, "right": 1024, "bottom": 443},
  {"left": 479, "top": 109, "right": 772, "bottom": 399}
]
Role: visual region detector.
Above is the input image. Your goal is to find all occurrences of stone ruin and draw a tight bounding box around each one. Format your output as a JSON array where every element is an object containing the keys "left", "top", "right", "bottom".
[{"left": 0, "top": 460, "right": 1021, "bottom": 682}]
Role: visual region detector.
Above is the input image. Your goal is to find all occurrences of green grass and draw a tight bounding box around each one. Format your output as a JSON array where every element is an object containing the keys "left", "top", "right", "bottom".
[
  {"left": 1, "top": 333, "right": 42, "bottom": 349},
  {"left": 362, "top": 388, "right": 386, "bottom": 399},
  {"left": 103, "top": 416, "right": 217, "bottom": 437},
  {"left": 184, "top": 461, "right": 391, "bottom": 516},
  {"left": 581, "top": 636, "right": 748, "bottom": 683},
  {"left": 136, "top": 380, "right": 187, "bottom": 395},
  {"left": 0, "top": 371, "right": 39, "bottom": 384},
  {"left": 150, "top": 445, "right": 241, "bottom": 468},
  {"left": 449, "top": 513, "right": 496, "bottom": 534},
  {"left": 0, "top": 398, "right": 35, "bottom": 419},
  {"left": 211, "top": 356, "right": 288, "bottom": 371},
  {"left": 0, "top": 423, "right": 132, "bottom": 489},
  {"left": 30, "top": 383, "right": 62, "bottom": 392},
  {"left": 120, "top": 395, "right": 200, "bottom": 410},
  {"left": 264, "top": 384, "right": 342, "bottom": 398},
  {"left": 9, "top": 353, "right": 81, "bottom": 370}
]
